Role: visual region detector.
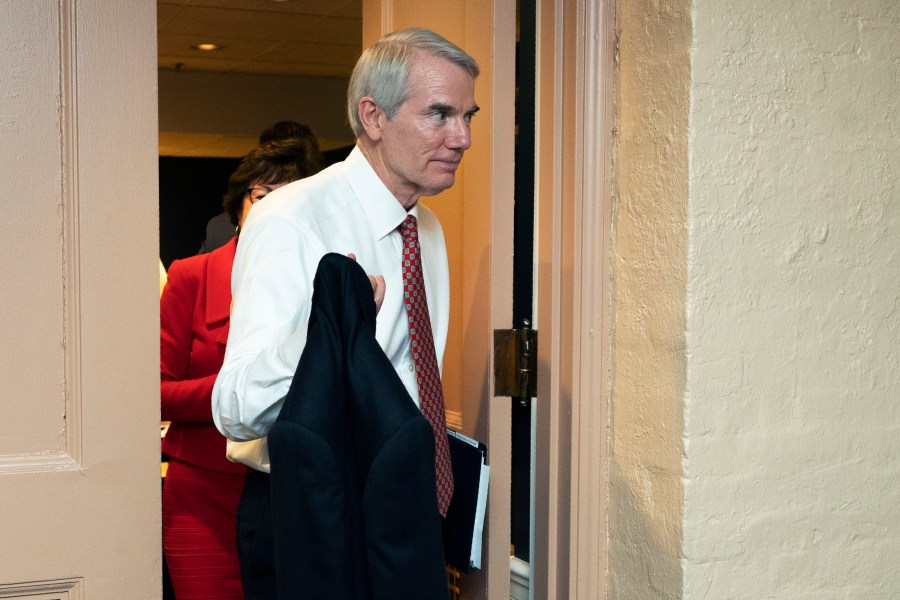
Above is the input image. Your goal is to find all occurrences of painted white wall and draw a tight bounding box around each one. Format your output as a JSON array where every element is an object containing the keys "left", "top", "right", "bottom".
[
  {"left": 614, "top": 0, "right": 898, "bottom": 597},
  {"left": 684, "top": 0, "right": 900, "bottom": 598}
]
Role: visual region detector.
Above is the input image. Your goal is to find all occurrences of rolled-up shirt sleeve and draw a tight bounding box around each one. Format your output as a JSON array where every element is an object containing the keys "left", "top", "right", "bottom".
[{"left": 212, "top": 211, "right": 324, "bottom": 441}]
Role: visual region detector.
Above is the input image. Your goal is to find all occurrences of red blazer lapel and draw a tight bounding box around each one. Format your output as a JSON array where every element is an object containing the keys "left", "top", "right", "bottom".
[{"left": 205, "top": 237, "right": 237, "bottom": 344}]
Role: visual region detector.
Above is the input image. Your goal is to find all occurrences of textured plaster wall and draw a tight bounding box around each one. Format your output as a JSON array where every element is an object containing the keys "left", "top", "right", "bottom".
[
  {"left": 684, "top": 1, "right": 900, "bottom": 598},
  {"left": 610, "top": 0, "right": 691, "bottom": 598}
]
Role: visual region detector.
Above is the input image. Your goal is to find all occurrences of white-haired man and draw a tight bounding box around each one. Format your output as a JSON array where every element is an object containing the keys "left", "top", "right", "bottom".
[{"left": 213, "top": 28, "right": 479, "bottom": 599}]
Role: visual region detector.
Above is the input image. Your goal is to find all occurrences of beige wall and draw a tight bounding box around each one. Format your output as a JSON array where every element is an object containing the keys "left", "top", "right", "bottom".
[
  {"left": 610, "top": 0, "right": 690, "bottom": 597},
  {"left": 684, "top": 0, "right": 900, "bottom": 597},
  {"left": 613, "top": 0, "right": 900, "bottom": 597}
]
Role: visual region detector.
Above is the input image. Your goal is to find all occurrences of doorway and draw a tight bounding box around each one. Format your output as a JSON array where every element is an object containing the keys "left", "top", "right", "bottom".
[{"left": 156, "top": 2, "right": 614, "bottom": 598}]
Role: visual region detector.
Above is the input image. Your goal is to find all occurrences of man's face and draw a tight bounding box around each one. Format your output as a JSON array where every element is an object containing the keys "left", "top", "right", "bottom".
[{"left": 377, "top": 52, "right": 478, "bottom": 207}]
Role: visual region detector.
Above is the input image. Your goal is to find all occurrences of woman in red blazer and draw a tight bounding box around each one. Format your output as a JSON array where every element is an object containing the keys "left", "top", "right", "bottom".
[{"left": 161, "top": 138, "right": 323, "bottom": 599}]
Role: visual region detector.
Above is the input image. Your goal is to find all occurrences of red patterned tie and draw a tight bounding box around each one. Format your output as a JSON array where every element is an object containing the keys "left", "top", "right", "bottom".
[{"left": 399, "top": 214, "right": 454, "bottom": 517}]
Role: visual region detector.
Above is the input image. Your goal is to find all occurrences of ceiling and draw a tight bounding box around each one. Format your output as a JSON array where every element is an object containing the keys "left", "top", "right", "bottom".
[
  {"left": 158, "top": 0, "right": 363, "bottom": 78},
  {"left": 157, "top": 0, "right": 362, "bottom": 155}
]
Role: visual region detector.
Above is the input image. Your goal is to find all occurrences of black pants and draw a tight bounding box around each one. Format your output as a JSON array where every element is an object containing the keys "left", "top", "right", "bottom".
[{"left": 236, "top": 468, "right": 276, "bottom": 600}]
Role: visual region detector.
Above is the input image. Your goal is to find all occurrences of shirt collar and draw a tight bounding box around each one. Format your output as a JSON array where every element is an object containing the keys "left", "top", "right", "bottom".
[{"left": 342, "top": 145, "right": 416, "bottom": 240}]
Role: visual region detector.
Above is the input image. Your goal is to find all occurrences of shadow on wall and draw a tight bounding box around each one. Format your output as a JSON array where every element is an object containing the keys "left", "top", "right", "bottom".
[{"left": 609, "top": 462, "right": 683, "bottom": 600}]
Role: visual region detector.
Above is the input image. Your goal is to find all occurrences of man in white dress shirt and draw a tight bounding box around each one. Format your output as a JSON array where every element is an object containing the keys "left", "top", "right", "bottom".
[{"left": 212, "top": 28, "right": 479, "bottom": 598}]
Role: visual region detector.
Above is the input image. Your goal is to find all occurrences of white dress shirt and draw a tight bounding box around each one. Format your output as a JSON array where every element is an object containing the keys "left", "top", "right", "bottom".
[{"left": 212, "top": 145, "right": 450, "bottom": 472}]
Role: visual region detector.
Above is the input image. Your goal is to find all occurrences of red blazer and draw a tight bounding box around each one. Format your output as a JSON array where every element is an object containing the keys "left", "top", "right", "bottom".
[{"left": 161, "top": 238, "right": 245, "bottom": 474}]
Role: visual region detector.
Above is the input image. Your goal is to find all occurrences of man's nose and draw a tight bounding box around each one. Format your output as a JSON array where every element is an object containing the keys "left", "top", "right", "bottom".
[{"left": 446, "top": 117, "right": 472, "bottom": 150}]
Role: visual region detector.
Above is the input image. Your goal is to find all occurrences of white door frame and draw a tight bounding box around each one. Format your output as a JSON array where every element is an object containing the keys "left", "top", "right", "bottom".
[{"left": 532, "top": 0, "right": 615, "bottom": 597}]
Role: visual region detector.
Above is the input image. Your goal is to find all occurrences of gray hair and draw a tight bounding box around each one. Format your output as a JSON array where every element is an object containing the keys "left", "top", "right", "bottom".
[{"left": 346, "top": 28, "right": 480, "bottom": 138}]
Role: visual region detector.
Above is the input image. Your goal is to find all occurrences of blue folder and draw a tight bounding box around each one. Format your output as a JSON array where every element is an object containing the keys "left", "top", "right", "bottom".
[{"left": 442, "top": 429, "right": 490, "bottom": 573}]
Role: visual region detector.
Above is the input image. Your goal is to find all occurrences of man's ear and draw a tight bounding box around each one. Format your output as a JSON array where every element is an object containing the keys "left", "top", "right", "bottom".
[{"left": 358, "top": 97, "right": 384, "bottom": 142}]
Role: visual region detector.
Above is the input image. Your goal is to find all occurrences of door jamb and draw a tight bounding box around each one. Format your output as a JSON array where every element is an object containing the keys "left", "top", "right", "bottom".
[{"left": 532, "top": 0, "right": 615, "bottom": 597}]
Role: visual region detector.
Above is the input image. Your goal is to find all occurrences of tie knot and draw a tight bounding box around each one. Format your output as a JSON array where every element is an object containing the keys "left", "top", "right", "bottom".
[{"left": 400, "top": 214, "right": 418, "bottom": 243}]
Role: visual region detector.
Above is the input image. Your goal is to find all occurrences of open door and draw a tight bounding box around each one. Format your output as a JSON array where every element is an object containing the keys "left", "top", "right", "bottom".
[
  {"left": 362, "top": 2, "right": 517, "bottom": 598},
  {"left": 0, "top": 1, "right": 161, "bottom": 596},
  {"left": 364, "top": 1, "right": 614, "bottom": 599}
]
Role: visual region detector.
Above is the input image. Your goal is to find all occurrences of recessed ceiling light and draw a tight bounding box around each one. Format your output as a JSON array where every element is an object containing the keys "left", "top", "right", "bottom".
[{"left": 192, "top": 43, "right": 223, "bottom": 52}]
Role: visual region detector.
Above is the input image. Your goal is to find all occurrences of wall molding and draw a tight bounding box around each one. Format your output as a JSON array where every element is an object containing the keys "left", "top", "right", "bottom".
[{"left": 0, "top": 578, "right": 83, "bottom": 599}]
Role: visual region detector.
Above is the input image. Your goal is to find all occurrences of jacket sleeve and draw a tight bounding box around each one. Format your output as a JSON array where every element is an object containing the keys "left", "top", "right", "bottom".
[{"left": 160, "top": 259, "right": 218, "bottom": 422}]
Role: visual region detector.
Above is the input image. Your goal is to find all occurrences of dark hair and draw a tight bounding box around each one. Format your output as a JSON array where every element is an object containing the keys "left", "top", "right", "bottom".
[
  {"left": 258, "top": 120, "right": 320, "bottom": 151},
  {"left": 222, "top": 138, "right": 325, "bottom": 227}
]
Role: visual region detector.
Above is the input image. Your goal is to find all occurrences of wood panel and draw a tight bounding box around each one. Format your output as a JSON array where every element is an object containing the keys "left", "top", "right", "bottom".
[{"left": 0, "top": 0, "right": 161, "bottom": 595}]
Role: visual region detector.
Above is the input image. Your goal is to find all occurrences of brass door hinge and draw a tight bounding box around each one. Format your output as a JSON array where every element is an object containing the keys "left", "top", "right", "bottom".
[{"left": 493, "top": 321, "right": 537, "bottom": 398}]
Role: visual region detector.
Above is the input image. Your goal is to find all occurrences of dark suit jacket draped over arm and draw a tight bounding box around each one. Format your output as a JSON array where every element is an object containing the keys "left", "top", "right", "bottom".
[{"left": 267, "top": 253, "right": 448, "bottom": 600}]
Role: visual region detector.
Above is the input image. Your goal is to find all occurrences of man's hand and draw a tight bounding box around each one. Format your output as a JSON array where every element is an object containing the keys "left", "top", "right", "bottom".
[
  {"left": 347, "top": 253, "right": 386, "bottom": 314},
  {"left": 370, "top": 274, "right": 386, "bottom": 314}
]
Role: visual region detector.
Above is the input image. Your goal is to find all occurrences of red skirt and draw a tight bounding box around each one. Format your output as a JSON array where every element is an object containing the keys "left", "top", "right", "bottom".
[{"left": 163, "top": 458, "right": 247, "bottom": 599}]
